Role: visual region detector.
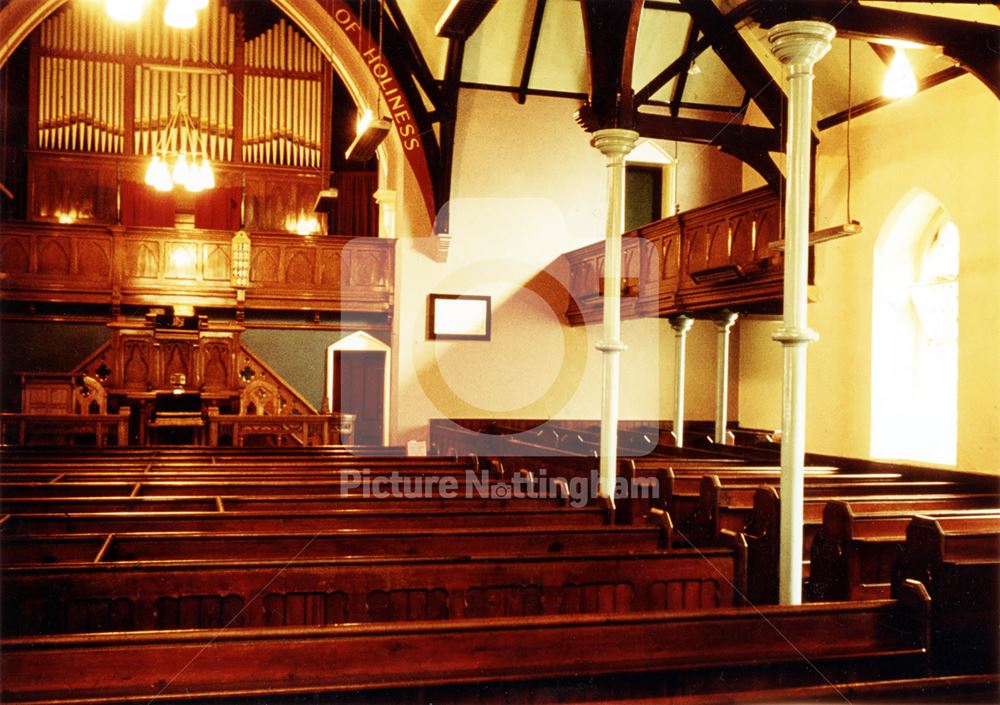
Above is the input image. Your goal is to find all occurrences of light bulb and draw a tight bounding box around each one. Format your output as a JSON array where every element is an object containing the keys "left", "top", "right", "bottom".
[
  {"left": 883, "top": 48, "right": 917, "bottom": 99},
  {"left": 184, "top": 166, "right": 205, "bottom": 193},
  {"left": 172, "top": 152, "right": 190, "bottom": 185},
  {"left": 194, "top": 0, "right": 209, "bottom": 9},
  {"left": 105, "top": 0, "right": 147, "bottom": 23},
  {"left": 198, "top": 159, "right": 215, "bottom": 189},
  {"left": 145, "top": 156, "right": 163, "bottom": 187},
  {"left": 152, "top": 161, "right": 174, "bottom": 192},
  {"left": 164, "top": 0, "right": 198, "bottom": 29}
]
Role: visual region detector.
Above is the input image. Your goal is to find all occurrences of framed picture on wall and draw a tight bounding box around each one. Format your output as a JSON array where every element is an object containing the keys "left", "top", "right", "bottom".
[{"left": 428, "top": 294, "right": 492, "bottom": 341}]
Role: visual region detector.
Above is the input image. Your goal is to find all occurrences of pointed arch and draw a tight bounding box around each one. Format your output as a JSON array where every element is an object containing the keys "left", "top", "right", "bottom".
[
  {"left": 871, "top": 188, "right": 959, "bottom": 466},
  {"left": 0, "top": 0, "right": 435, "bottom": 229}
]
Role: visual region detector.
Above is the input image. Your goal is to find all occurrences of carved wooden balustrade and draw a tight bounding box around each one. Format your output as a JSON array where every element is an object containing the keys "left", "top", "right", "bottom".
[
  {"left": 0, "top": 222, "right": 395, "bottom": 314},
  {"left": 565, "top": 187, "right": 783, "bottom": 324}
]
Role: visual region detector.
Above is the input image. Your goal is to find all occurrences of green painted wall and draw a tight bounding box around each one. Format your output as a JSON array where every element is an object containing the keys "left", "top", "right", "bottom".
[
  {"left": 0, "top": 321, "right": 111, "bottom": 409},
  {"left": 241, "top": 328, "right": 350, "bottom": 410}
]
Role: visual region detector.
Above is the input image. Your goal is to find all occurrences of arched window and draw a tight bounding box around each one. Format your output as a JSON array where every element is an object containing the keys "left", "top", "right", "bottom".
[{"left": 871, "top": 191, "right": 958, "bottom": 466}]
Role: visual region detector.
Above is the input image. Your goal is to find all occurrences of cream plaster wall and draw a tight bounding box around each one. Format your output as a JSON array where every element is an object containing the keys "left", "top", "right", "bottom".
[
  {"left": 390, "top": 89, "right": 742, "bottom": 445},
  {"left": 737, "top": 76, "right": 1000, "bottom": 472}
]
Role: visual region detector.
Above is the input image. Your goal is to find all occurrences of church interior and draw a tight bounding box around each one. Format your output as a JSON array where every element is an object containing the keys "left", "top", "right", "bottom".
[{"left": 0, "top": 0, "right": 998, "bottom": 702}]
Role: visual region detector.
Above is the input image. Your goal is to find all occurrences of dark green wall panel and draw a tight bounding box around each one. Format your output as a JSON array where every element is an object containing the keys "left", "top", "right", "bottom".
[{"left": 0, "top": 321, "right": 111, "bottom": 409}]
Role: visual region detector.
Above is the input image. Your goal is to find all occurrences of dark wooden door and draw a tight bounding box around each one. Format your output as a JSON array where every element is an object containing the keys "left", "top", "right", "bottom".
[{"left": 332, "top": 351, "right": 384, "bottom": 445}]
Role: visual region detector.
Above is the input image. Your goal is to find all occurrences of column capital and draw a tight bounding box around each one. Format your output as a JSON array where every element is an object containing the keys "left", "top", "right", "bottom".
[
  {"left": 591, "top": 128, "right": 639, "bottom": 162},
  {"left": 712, "top": 310, "right": 738, "bottom": 331},
  {"left": 668, "top": 315, "right": 694, "bottom": 335},
  {"left": 768, "top": 21, "right": 835, "bottom": 72}
]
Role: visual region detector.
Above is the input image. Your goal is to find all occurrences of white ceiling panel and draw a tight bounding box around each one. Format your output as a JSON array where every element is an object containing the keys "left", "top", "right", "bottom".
[
  {"left": 395, "top": 0, "right": 451, "bottom": 80},
  {"left": 461, "top": 0, "right": 536, "bottom": 87},
  {"left": 527, "top": 0, "right": 589, "bottom": 94},
  {"left": 631, "top": 7, "right": 691, "bottom": 104}
]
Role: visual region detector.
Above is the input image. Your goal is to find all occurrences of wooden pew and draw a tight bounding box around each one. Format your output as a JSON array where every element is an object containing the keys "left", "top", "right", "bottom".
[
  {"left": 684, "top": 475, "right": 991, "bottom": 547},
  {"left": 2, "top": 548, "right": 741, "bottom": 636},
  {"left": 811, "top": 503, "right": 1000, "bottom": 601},
  {"left": 0, "top": 504, "right": 615, "bottom": 535},
  {"left": 0, "top": 584, "right": 932, "bottom": 704},
  {"left": 653, "top": 465, "right": 846, "bottom": 519},
  {"left": 1, "top": 478, "right": 528, "bottom": 500},
  {"left": 1, "top": 522, "right": 671, "bottom": 566},
  {"left": 0, "top": 454, "right": 483, "bottom": 473},
  {"left": 742, "top": 488, "right": 1000, "bottom": 604},
  {"left": 893, "top": 514, "right": 1000, "bottom": 674}
]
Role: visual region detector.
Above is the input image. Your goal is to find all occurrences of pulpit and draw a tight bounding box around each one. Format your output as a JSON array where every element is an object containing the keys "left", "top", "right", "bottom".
[{"left": 105, "top": 312, "right": 243, "bottom": 444}]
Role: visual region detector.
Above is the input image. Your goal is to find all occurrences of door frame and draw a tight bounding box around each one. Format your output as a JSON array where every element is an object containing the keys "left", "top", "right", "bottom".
[{"left": 326, "top": 331, "right": 390, "bottom": 446}]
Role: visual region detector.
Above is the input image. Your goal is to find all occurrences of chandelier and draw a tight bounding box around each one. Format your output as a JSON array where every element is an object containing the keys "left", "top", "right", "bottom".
[{"left": 144, "top": 92, "right": 216, "bottom": 193}]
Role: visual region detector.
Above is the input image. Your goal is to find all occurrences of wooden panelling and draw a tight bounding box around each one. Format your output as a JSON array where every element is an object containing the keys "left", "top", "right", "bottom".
[
  {"left": 27, "top": 153, "right": 119, "bottom": 224},
  {"left": 0, "top": 225, "right": 115, "bottom": 303},
  {"left": 565, "top": 236, "right": 643, "bottom": 326},
  {"left": 243, "top": 170, "right": 324, "bottom": 233},
  {"left": 0, "top": 223, "right": 395, "bottom": 314},
  {"left": 565, "top": 187, "right": 782, "bottom": 323}
]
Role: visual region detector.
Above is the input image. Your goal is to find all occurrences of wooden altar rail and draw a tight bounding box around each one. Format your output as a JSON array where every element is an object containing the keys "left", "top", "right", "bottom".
[
  {"left": 0, "top": 222, "right": 394, "bottom": 314},
  {"left": 0, "top": 412, "right": 130, "bottom": 448},
  {"left": 206, "top": 412, "right": 356, "bottom": 447},
  {"left": 564, "top": 186, "right": 782, "bottom": 324}
]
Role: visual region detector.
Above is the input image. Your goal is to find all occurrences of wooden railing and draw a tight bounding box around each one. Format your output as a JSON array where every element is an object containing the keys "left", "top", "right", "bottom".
[
  {"left": 565, "top": 187, "right": 782, "bottom": 324},
  {"left": 206, "top": 412, "right": 356, "bottom": 447},
  {"left": 0, "top": 411, "right": 131, "bottom": 447},
  {"left": 0, "top": 222, "right": 395, "bottom": 314}
]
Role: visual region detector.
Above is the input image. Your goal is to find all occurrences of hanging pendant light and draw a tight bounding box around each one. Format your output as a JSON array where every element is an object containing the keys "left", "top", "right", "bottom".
[
  {"left": 164, "top": 0, "right": 198, "bottom": 29},
  {"left": 883, "top": 47, "right": 917, "bottom": 99},
  {"left": 105, "top": 0, "right": 148, "bottom": 23},
  {"left": 144, "top": 92, "right": 215, "bottom": 194}
]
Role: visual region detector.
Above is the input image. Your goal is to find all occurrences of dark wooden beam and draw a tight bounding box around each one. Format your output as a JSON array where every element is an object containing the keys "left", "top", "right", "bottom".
[
  {"left": 668, "top": 23, "right": 702, "bottom": 116},
  {"left": 719, "top": 144, "right": 784, "bottom": 194},
  {"left": 580, "top": 0, "right": 642, "bottom": 128},
  {"left": 633, "top": 112, "right": 782, "bottom": 151},
  {"left": 435, "top": 38, "right": 466, "bottom": 233},
  {"left": 383, "top": 0, "right": 444, "bottom": 111},
  {"left": 517, "top": 0, "right": 548, "bottom": 105},
  {"left": 619, "top": 0, "right": 645, "bottom": 122},
  {"left": 435, "top": 0, "right": 498, "bottom": 39},
  {"left": 634, "top": 34, "right": 712, "bottom": 107},
  {"left": 738, "top": 90, "right": 752, "bottom": 113},
  {"left": 644, "top": 1, "right": 689, "bottom": 12},
  {"left": 462, "top": 81, "right": 588, "bottom": 101},
  {"left": 817, "top": 65, "right": 966, "bottom": 131},
  {"left": 678, "top": 0, "right": 786, "bottom": 130},
  {"left": 647, "top": 99, "right": 746, "bottom": 114},
  {"left": 753, "top": 1, "right": 1000, "bottom": 99}
]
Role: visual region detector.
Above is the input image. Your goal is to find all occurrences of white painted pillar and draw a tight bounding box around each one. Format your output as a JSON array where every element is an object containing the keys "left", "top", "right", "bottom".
[
  {"left": 713, "top": 311, "right": 738, "bottom": 445},
  {"left": 768, "top": 21, "right": 835, "bottom": 606},
  {"left": 592, "top": 128, "right": 639, "bottom": 500},
  {"left": 669, "top": 315, "right": 693, "bottom": 447}
]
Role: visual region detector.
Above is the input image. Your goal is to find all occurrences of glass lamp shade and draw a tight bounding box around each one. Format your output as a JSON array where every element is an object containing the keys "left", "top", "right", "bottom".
[
  {"left": 105, "top": 0, "right": 147, "bottom": 23},
  {"left": 164, "top": 0, "right": 198, "bottom": 29},
  {"left": 883, "top": 49, "right": 917, "bottom": 99}
]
